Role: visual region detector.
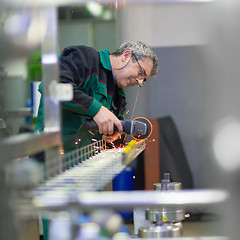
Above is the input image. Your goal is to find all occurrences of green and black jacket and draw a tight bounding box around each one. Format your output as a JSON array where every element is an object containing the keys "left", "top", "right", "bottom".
[{"left": 36, "top": 45, "right": 126, "bottom": 152}]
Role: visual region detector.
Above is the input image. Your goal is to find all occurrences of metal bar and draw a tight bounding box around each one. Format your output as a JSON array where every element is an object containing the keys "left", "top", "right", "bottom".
[
  {"left": 0, "top": 131, "right": 61, "bottom": 162},
  {"left": 30, "top": 189, "right": 228, "bottom": 210},
  {"left": 31, "top": 139, "right": 144, "bottom": 186},
  {"left": 76, "top": 189, "right": 229, "bottom": 209},
  {"left": 40, "top": 6, "right": 62, "bottom": 177},
  {"left": 5, "top": 108, "right": 32, "bottom": 117},
  {"left": 41, "top": 5, "right": 60, "bottom": 133},
  {"left": 132, "top": 237, "right": 229, "bottom": 240},
  {"left": 33, "top": 148, "right": 124, "bottom": 192},
  {"left": 1, "top": 0, "right": 216, "bottom": 7}
]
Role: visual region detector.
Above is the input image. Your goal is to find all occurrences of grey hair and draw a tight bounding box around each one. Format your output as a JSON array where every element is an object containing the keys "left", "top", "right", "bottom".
[{"left": 111, "top": 41, "right": 159, "bottom": 78}]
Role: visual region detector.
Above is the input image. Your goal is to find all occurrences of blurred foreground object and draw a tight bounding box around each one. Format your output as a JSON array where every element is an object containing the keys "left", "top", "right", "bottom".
[{"left": 213, "top": 117, "right": 240, "bottom": 172}]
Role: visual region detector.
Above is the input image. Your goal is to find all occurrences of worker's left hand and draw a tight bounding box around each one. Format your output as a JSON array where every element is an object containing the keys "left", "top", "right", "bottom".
[{"left": 102, "top": 132, "right": 121, "bottom": 143}]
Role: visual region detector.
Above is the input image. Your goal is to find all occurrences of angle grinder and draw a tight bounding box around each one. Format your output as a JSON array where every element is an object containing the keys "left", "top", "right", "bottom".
[{"left": 85, "top": 117, "right": 152, "bottom": 140}]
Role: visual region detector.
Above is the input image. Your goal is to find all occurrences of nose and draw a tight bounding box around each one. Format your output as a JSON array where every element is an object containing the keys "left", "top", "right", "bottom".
[{"left": 136, "top": 78, "right": 144, "bottom": 87}]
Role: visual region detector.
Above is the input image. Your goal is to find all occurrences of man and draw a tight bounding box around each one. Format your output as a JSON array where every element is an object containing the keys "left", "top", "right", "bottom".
[
  {"left": 35, "top": 41, "right": 159, "bottom": 240},
  {"left": 35, "top": 41, "right": 159, "bottom": 152}
]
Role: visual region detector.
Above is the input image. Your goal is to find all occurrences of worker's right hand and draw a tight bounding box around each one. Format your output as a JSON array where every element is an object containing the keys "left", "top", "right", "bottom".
[{"left": 93, "top": 106, "right": 123, "bottom": 136}]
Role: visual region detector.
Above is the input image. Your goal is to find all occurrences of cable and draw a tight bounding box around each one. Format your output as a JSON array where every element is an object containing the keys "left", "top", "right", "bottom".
[{"left": 113, "top": 55, "right": 132, "bottom": 70}]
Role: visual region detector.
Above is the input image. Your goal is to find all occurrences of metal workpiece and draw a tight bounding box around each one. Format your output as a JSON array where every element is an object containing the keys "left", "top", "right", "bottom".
[
  {"left": 163, "top": 173, "right": 170, "bottom": 182},
  {"left": 122, "top": 139, "right": 146, "bottom": 165},
  {"left": 34, "top": 150, "right": 125, "bottom": 193},
  {"left": 145, "top": 208, "right": 185, "bottom": 223},
  {"left": 137, "top": 173, "right": 223, "bottom": 238},
  {"left": 138, "top": 222, "right": 183, "bottom": 238},
  {"left": 30, "top": 140, "right": 145, "bottom": 207},
  {"left": 147, "top": 175, "right": 185, "bottom": 224},
  {"left": 153, "top": 182, "right": 182, "bottom": 191},
  {"left": 34, "top": 139, "right": 144, "bottom": 181}
]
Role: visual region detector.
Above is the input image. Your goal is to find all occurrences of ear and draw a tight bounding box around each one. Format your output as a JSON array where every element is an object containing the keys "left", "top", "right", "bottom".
[{"left": 121, "top": 50, "right": 132, "bottom": 62}]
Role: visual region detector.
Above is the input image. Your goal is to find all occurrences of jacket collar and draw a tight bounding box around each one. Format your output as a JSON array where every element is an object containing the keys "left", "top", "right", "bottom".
[
  {"left": 99, "top": 49, "right": 112, "bottom": 71},
  {"left": 99, "top": 49, "right": 125, "bottom": 98}
]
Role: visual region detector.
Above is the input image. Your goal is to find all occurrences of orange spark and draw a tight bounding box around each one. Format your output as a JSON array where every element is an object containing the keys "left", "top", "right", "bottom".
[
  {"left": 126, "top": 110, "right": 129, "bottom": 115},
  {"left": 88, "top": 131, "right": 95, "bottom": 135},
  {"left": 131, "top": 89, "right": 140, "bottom": 120},
  {"left": 59, "top": 148, "right": 64, "bottom": 155}
]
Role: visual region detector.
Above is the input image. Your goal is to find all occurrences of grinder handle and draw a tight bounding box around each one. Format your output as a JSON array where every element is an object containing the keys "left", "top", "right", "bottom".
[
  {"left": 84, "top": 120, "right": 101, "bottom": 131},
  {"left": 85, "top": 120, "right": 132, "bottom": 135}
]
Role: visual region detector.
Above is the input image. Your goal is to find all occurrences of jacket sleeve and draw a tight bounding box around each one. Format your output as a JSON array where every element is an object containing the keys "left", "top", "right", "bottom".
[{"left": 60, "top": 46, "right": 102, "bottom": 117}]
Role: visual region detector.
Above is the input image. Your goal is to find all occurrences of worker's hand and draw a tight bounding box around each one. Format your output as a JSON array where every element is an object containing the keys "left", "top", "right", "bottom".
[
  {"left": 102, "top": 132, "right": 121, "bottom": 143},
  {"left": 93, "top": 106, "right": 123, "bottom": 136}
]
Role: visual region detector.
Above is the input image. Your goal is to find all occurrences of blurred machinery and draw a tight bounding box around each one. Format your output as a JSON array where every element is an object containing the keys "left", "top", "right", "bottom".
[
  {"left": 138, "top": 173, "right": 185, "bottom": 238},
  {"left": 2, "top": 136, "right": 229, "bottom": 240},
  {"left": 0, "top": 1, "right": 232, "bottom": 240}
]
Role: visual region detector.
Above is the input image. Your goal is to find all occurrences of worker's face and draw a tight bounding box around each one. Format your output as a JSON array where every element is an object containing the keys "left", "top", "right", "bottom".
[{"left": 114, "top": 50, "right": 153, "bottom": 89}]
